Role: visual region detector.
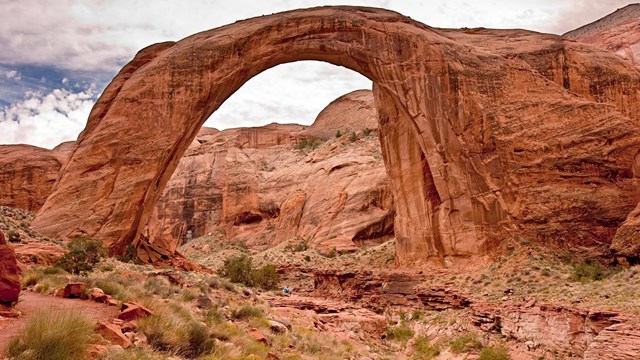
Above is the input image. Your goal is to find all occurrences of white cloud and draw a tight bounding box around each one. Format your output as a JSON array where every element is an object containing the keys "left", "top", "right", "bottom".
[
  {"left": 0, "top": 0, "right": 637, "bottom": 148},
  {"left": 0, "top": 85, "right": 96, "bottom": 149},
  {"left": 5, "top": 70, "right": 17, "bottom": 79},
  {"left": 2, "top": 0, "right": 635, "bottom": 73}
]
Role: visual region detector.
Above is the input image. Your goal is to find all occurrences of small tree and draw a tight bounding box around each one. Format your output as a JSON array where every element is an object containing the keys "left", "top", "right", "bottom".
[
  {"left": 253, "top": 264, "right": 281, "bottom": 290},
  {"left": 218, "top": 254, "right": 255, "bottom": 286},
  {"left": 56, "top": 237, "right": 105, "bottom": 274}
]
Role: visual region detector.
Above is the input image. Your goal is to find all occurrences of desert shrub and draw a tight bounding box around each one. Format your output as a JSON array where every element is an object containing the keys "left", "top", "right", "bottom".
[
  {"left": 304, "top": 255, "right": 311, "bottom": 262},
  {"left": 349, "top": 131, "right": 357, "bottom": 142},
  {"left": 412, "top": 335, "right": 440, "bottom": 359},
  {"left": 293, "top": 239, "right": 308, "bottom": 252},
  {"left": 411, "top": 310, "right": 425, "bottom": 321},
  {"left": 335, "top": 130, "right": 342, "bottom": 138},
  {"left": 296, "top": 137, "right": 322, "bottom": 150},
  {"left": 253, "top": 264, "right": 281, "bottom": 290},
  {"left": 55, "top": 237, "right": 105, "bottom": 274},
  {"left": 7, "top": 230, "right": 21, "bottom": 243},
  {"left": 21, "top": 271, "right": 42, "bottom": 287},
  {"left": 203, "top": 308, "right": 224, "bottom": 325},
  {"left": 570, "top": 259, "right": 618, "bottom": 283},
  {"left": 362, "top": 128, "right": 372, "bottom": 136},
  {"left": 117, "top": 244, "right": 141, "bottom": 264},
  {"left": 5, "top": 309, "right": 93, "bottom": 360},
  {"left": 100, "top": 263, "right": 115, "bottom": 272},
  {"left": 138, "top": 310, "right": 214, "bottom": 358},
  {"left": 232, "top": 305, "right": 264, "bottom": 320},
  {"left": 386, "top": 323, "right": 414, "bottom": 343},
  {"left": 218, "top": 255, "right": 280, "bottom": 290},
  {"left": 478, "top": 345, "right": 510, "bottom": 360},
  {"left": 42, "top": 266, "right": 66, "bottom": 275},
  {"left": 181, "top": 288, "right": 198, "bottom": 302},
  {"left": 95, "top": 278, "right": 128, "bottom": 301},
  {"left": 449, "top": 333, "right": 483, "bottom": 354},
  {"left": 326, "top": 247, "right": 337, "bottom": 258},
  {"left": 218, "top": 254, "right": 254, "bottom": 286},
  {"left": 143, "top": 276, "right": 176, "bottom": 298},
  {"left": 208, "top": 277, "right": 236, "bottom": 292}
]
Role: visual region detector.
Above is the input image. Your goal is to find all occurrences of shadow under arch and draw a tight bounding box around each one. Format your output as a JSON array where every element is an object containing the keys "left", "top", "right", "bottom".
[{"left": 32, "top": 6, "right": 514, "bottom": 265}]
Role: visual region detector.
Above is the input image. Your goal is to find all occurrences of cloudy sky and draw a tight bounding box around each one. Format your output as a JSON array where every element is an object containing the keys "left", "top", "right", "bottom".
[{"left": 0, "top": 0, "right": 636, "bottom": 148}]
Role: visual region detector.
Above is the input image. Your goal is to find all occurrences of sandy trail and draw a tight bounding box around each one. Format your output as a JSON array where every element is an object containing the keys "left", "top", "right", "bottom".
[{"left": 0, "top": 291, "right": 119, "bottom": 354}]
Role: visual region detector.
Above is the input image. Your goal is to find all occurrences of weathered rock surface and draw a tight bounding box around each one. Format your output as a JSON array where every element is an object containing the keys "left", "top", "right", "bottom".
[
  {"left": 0, "top": 142, "right": 73, "bottom": 211},
  {"left": 559, "top": 4, "right": 640, "bottom": 259},
  {"left": 311, "top": 268, "right": 640, "bottom": 359},
  {"left": 565, "top": 4, "right": 640, "bottom": 69},
  {"left": 30, "top": 6, "right": 640, "bottom": 265},
  {"left": 0, "top": 230, "right": 20, "bottom": 304},
  {"left": 145, "top": 90, "right": 392, "bottom": 253}
]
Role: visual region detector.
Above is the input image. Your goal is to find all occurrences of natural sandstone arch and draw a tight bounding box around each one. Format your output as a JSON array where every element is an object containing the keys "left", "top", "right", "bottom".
[{"left": 32, "top": 6, "right": 640, "bottom": 265}]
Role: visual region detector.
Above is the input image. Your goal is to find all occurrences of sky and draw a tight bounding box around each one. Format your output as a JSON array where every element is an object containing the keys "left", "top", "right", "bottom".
[{"left": 0, "top": 0, "right": 636, "bottom": 149}]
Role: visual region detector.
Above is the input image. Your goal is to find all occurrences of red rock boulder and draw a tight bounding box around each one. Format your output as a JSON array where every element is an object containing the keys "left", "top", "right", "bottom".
[{"left": 0, "top": 230, "right": 20, "bottom": 304}]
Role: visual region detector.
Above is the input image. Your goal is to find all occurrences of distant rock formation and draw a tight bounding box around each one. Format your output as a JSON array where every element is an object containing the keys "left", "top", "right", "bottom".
[
  {"left": 0, "top": 142, "right": 73, "bottom": 211},
  {"left": 564, "top": 4, "right": 640, "bottom": 69},
  {"left": 145, "top": 90, "right": 392, "bottom": 254}
]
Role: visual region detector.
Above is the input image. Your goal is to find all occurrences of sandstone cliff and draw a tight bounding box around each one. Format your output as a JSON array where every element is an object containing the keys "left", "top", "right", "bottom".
[
  {"left": 0, "top": 142, "right": 73, "bottom": 212},
  {"left": 145, "top": 90, "right": 393, "bottom": 254}
]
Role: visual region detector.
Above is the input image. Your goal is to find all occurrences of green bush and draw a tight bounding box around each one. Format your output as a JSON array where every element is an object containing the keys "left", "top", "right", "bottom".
[
  {"left": 55, "top": 237, "right": 105, "bottom": 274},
  {"left": 412, "top": 335, "right": 440, "bottom": 359},
  {"left": 386, "top": 323, "right": 414, "bottom": 343},
  {"left": 335, "top": 130, "right": 342, "bottom": 138},
  {"left": 232, "top": 305, "right": 264, "bottom": 320},
  {"left": 570, "top": 259, "right": 619, "bottom": 283},
  {"left": 5, "top": 309, "right": 93, "bottom": 360},
  {"left": 139, "top": 312, "right": 214, "bottom": 358},
  {"left": 218, "top": 254, "right": 255, "bottom": 286},
  {"left": 449, "top": 333, "right": 483, "bottom": 354},
  {"left": 362, "top": 128, "right": 372, "bottom": 137},
  {"left": 253, "top": 264, "right": 281, "bottom": 290},
  {"left": 478, "top": 345, "right": 510, "bottom": 360},
  {"left": 218, "top": 255, "right": 280, "bottom": 290},
  {"left": 349, "top": 132, "right": 357, "bottom": 142},
  {"left": 296, "top": 137, "right": 322, "bottom": 150}
]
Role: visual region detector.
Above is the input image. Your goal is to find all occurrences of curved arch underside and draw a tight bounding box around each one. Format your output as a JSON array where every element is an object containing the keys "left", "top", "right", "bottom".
[{"left": 32, "top": 6, "right": 640, "bottom": 265}]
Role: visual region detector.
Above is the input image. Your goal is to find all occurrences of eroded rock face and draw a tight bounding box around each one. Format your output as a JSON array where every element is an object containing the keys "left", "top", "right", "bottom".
[
  {"left": 0, "top": 142, "right": 73, "bottom": 211},
  {"left": 145, "top": 90, "right": 393, "bottom": 253},
  {"left": 31, "top": 6, "right": 640, "bottom": 265},
  {"left": 0, "top": 230, "right": 20, "bottom": 304}
]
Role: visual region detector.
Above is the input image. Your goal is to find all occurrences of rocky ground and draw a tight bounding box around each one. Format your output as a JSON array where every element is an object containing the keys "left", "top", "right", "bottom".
[{"left": 6, "top": 207, "right": 640, "bottom": 359}]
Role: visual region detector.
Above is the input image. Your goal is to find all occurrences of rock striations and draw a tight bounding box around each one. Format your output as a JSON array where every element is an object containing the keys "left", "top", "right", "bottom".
[{"left": 26, "top": 6, "right": 640, "bottom": 265}]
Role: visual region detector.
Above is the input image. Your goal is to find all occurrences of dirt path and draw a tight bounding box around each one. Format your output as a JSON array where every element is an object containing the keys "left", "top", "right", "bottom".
[{"left": 0, "top": 291, "right": 120, "bottom": 354}]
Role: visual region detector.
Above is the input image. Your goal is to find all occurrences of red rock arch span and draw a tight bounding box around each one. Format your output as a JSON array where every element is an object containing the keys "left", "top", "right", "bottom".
[{"left": 31, "top": 7, "right": 640, "bottom": 265}]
